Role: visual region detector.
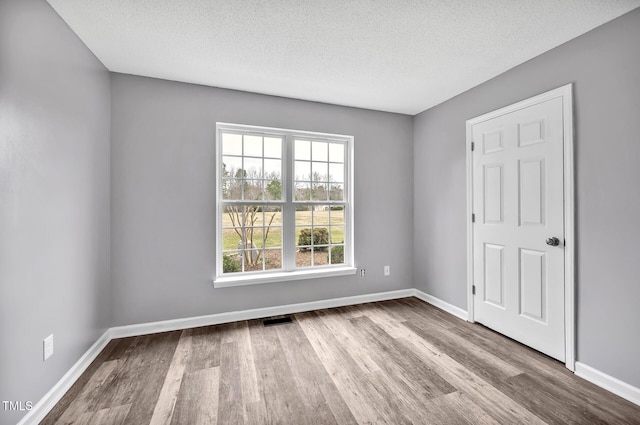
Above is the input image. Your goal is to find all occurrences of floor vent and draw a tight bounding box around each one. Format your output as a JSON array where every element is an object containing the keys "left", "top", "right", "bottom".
[{"left": 263, "top": 316, "right": 293, "bottom": 327}]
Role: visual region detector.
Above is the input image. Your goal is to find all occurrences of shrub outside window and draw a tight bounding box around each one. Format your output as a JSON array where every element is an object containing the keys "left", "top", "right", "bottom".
[{"left": 215, "top": 123, "right": 354, "bottom": 286}]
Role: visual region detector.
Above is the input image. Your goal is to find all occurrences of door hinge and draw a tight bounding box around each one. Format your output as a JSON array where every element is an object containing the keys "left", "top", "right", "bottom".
[
  {"left": 471, "top": 142, "right": 475, "bottom": 151},
  {"left": 471, "top": 213, "right": 475, "bottom": 223},
  {"left": 472, "top": 285, "right": 476, "bottom": 295}
]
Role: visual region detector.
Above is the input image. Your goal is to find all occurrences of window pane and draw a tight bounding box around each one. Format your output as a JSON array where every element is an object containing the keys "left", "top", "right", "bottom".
[
  {"left": 330, "top": 226, "right": 344, "bottom": 244},
  {"left": 329, "top": 183, "right": 344, "bottom": 201},
  {"left": 295, "top": 209, "right": 312, "bottom": 225},
  {"left": 296, "top": 226, "right": 312, "bottom": 251},
  {"left": 295, "top": 161, "right": 311, "bottom": 181},
  {"left": 264, "top": 226, "right": 282, "bottom": 248},
  {"left": 245, "top": 227, "right": 265, "bottom": 248},
  {"left": 264, "top": 248, "right": 282, "bottom": 270},
  {"left": 295, "top": 139, "right": 311, "bottom": 160},
  {"left": 222, "top": 179, "right": 243, "bottom": 200},
  {"left": 244, "top": 180, "right": 264, "bottom": 200},
  {"left": 264, "top": 137, "right": 282, "bottom": 159},
  {"left": 223, "top": 204, "right": 284, "bottom": 273},
  {"left": 312, "top": 183, "right": 328, "bottom": 201},
  {"left": 222, "top": 156, "right": 242, "bottom": 177},
  {"left": 239, "top": 205, "right": 280, "bottom": 226},
  {"left": 243, "top": 157, "right": 262, "bottom": 179},
  {"left": 313, "top": 249, "right": 329, "bottom": 266},
  {"left": 264, "top": 159, "right": 281, "bottom": 179},
  {"left": 295, "top": 182, "right": 311, "bottom": 201},
  {"left": 312, "top": 228, "right": 329, "bottom": 247},
  {"left": 312, "top": 162, "right": 328, "bottom": 181},
  {"left": 313, "top": 207, "right": 329, "bottom": 225},
  {"left": 330, "top": 207, "right": 344, "bottom": 225},
  {"left": 312, "top": 141, "right": 328, "bottom": 161},
  {"left": 222, "top": 133, "right": 242, "bottom": 156},
  {"left": 264, "top": 179, "right": 282, "bottom": 201},
  {"left": 223, "top": 205, "right": 242, "bottom": 225},
  {"left": 329, "top": 163, "right": 344, "bottom": 183},
  {"left": 241, "top": 246, "right": 262, "bottom": 271},
  {"left": 329, "top": 143, "right": 344, "bottom": 163},
  {"left": 244, "top": 135, "right": 262, "bottom": 157},
  {"left": 329, "top": 245, "right": 345, "bottom": 265},
  {"left": 222, "top": 228, "right": 242, "bottom": 250},
  {"left": 296, "top": 250, "right": 311, "bottom": 268},
  {"left": 222, "top": 252, "right": 242, "bottom": 273}
]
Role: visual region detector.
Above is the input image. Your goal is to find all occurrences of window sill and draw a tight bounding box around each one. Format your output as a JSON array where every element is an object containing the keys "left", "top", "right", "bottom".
[{"left": 213, "top": 266, "right": 358, "bottom": 288}]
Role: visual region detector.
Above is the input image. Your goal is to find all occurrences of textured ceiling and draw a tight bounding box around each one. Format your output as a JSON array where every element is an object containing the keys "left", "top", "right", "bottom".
[{"left": 47, "top": 0, "right": 640, "bottom": 114}]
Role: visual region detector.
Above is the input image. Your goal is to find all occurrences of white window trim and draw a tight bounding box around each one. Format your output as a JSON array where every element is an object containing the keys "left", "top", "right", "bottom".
[
  {"left": 214, "top": 266, "right": 358, "bottom": 288},
  {"left": 213, "top": 122, "right": 355, "bottom": 287}
]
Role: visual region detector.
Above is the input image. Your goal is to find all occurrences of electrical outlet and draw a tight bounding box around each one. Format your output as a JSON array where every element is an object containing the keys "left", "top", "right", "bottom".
[
  {"left": 384, "top": 265, "right": 390, "bottom": 276},
  {"left": 360, "top": 268, "right": 366, "bottom": 278},
  {"left": 43, "top": 334, "right": 54, "bottom": 361}
]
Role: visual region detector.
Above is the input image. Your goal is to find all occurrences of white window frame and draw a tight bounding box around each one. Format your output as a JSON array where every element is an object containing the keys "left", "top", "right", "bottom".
[{"left": 214, "top": 122, "right": 356, "bottom": 287}]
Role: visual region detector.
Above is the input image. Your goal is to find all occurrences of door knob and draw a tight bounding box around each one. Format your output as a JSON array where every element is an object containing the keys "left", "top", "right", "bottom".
[{"left": 546, "top": 237, "right": 560, "bottom": 246}]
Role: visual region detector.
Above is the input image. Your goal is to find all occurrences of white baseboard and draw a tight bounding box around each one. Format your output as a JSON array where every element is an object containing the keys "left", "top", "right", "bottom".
[
  {"left": 17, "top": 330, "right": 111, "bottom": 425},
  {"left": 413, "top": 289, "right": 469, "bottom": 321},
  {"left": 110, "top": 289, "right": 415, "bottom": 338},
  {"left": 575, "top": 362, "right": 640, "bottom": 407}
]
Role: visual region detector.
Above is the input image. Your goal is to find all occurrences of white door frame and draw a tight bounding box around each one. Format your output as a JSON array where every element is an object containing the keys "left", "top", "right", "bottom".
[{"left": 465, "top": 84, "right": 575, "bottom": 371}]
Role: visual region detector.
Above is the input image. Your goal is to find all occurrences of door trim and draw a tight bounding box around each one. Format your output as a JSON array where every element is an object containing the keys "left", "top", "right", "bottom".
[{"left": 465, "top": 84, "right": 575, "bottom": 371}]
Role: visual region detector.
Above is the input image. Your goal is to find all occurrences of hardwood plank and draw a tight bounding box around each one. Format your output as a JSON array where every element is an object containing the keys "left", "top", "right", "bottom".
[
  {"left": 217, "top": 341, "right": 245, "bottom": 425},
  {"left": 356, "top": 301, "right": 414, "bottom": 339},
  {"left": 313, "top": 308, "right": 381, "bottom": 374},
  {"left": 366, "top": 300, "right": 409, "bottom": 323},
  {"left": 235, "top": 321, "right": 261, "bottom": 405},
  {"left": 393, "top": 298, "right": 460, "bottom": 329},
  {"left": 297, "top": 311, "right": 412, "bottom": 424},
  {"left": 119, "top": 331, "right": 183, "bottom": 425},
  {"left": 170, "top": 367, "right": 219, "bottom": 425},
  {"left": 449, "top": 320, "right": 640, "bottom": 420},
  {"left": 449, "top": 319, "right": 567, "bottom": 375},
  {"left": 44, "top": 298, "right": 640, "bottom": 425},
  {"left": 332, "top": 304, "right": 365, "bottom": 320},
  {"left": 419, "top": 392, "right": 499, "bottom": 425},
  {"left": 53, "top": 360, "right": 122, "bottom": 425},
  {"left": 500, "top": 371, "right": 640, "bottom": 425},
  {"left": 185, "top": 325, "right": 221, "bottom": 373},
  {"left": 88, "top": 335, "right": 153, "bottom": 411},
  {"left": 103, "top": 337, "right": 140, "bottom": 361},
  {"left": 248, "top": 320, "right": 312, "bottom": 425},
  {"left": 220, "top": 321, "right": 241, "bottom": 344},
  {"left": 74, "top": 404, "right": 131, "bottom": 425},
  {"left": 40, "top": 339, "right": 126, "bottom": 425},
  {"left": 295, "top": 311, "right": 382, "bottom": 424},
  {"left": 149, "top": 329, "right": 193, "bottom": 425},
  {"left": 275, "top": 317, "right": 352, "bottom": 425},
  {"left": 439, "top": 392, "right": 500, "bottom": 425},
  {"left": 348, "top": 315, "right": 456, "bottom": 399},
  {"left": 390, "top": 335, "right": 546, "bottom": 424},
  {"left": 317, "top": 383, "right": 359, "bottom": 425},
  {"left": 403, "top": 319, "right": 522, "bottom": 385}
]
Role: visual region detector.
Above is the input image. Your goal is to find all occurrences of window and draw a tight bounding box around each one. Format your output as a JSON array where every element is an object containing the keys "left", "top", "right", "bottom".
[{"left": 215, "top": 123, "right": 355, "bottom": 286}]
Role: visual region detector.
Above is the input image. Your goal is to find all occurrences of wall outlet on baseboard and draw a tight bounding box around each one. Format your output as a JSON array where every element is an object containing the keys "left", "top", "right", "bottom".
[
  {"left": 360, "top": 268, "right": 366, "bottom": 278},
  {"left": 384, "top": 265, "right": 390, "bottom": 276},
  {"left": 43, "top": 334, "right": 54, "bottom": 361}
]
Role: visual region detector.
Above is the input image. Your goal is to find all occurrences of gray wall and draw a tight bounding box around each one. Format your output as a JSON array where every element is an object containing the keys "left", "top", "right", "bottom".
[
  {"left": 110, "top": 73, "right": 414, "bottom": 326},
  {"left": 413, "top": 8, "right": 640, "bottom": 387},
  {"left": 0, "top": 1, "right": 111, "bottom": 424}
]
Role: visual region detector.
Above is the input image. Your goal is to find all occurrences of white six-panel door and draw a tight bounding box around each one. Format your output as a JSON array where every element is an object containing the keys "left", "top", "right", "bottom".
[{"left": 471, "top": 94, "right": 566, "bottom": 361}]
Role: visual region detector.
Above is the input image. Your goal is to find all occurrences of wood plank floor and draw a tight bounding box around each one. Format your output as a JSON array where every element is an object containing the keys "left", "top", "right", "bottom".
[{"left": 41, "top": 298, "right": 640, "bottom": 424}]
